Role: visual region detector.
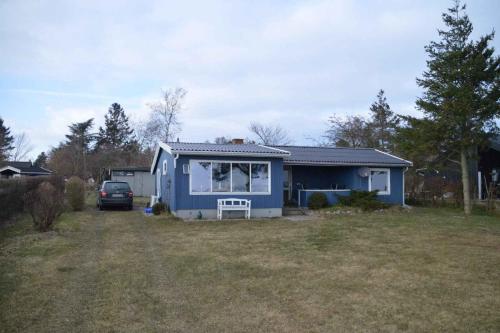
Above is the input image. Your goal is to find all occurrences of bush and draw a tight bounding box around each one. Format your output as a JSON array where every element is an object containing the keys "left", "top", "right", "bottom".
[
  {"left": 66, "top": 176, "right": 85, "bottom": 211},
  {"left": 24, "top": 181, "right": 64, "bottom": 232},
  {"left": 308, "top": 192, "right": 329, "bottom": 209},
  {"left": 0, "top": 176, "right": 64, "bottom": 223},
  {"left": 337, "top": 190, "right": 389, "bottom": 211},
  {"left": 152, "top": 202, "right": 166, "bottom": 215}
]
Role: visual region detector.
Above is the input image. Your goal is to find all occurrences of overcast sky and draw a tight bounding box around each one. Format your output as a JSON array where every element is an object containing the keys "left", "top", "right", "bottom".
[{"left": 1, "top": 0, "right": 499, "bottom": 158}]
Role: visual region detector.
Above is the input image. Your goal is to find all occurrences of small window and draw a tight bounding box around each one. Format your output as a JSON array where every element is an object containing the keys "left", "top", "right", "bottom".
[
  {"left": 183, "top": 164, "right": 190, "bottom": 174},
  {"left": 162, "top": 160, "right": 168, "bottom": 175},
  {"left": 369, "top": 169, "right": 390, "bottom": 195}
]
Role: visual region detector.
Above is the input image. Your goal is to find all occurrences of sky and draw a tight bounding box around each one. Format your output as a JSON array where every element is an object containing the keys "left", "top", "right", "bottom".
[{"left": 1, "top": 0, "right": 499, "bottom": 159}]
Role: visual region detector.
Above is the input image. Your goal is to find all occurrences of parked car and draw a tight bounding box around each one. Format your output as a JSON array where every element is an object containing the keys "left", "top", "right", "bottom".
[{"left": 97, "top": 181, "right": 133, "bottom": 210}]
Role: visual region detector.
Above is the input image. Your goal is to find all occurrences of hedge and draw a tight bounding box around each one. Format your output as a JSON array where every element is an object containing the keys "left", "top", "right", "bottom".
[{"left": 0, "top": 176, "right": 64, "bottom": 223}]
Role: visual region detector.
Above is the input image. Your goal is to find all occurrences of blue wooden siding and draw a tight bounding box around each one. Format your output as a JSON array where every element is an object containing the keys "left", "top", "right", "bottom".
[
  {"left": 290, "top": 165, "right": 405, "bottom": 205},
  {"left": 174, "top": 155, "right": 284, "bottom": 211},
  {"left": 153, "top": 149, "right": 177, "bottom": 211}
]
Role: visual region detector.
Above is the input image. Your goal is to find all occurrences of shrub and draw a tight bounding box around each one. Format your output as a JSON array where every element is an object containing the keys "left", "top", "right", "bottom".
[
  {"left": 65, "top": 176, "right": 85, "bottom": 211},
  {"left": 24, "top": 181, "right": 64, "bottom": 232},
  {"left": 0, "top": 176, "right": 64, "bottom": 223},
  {"left": 337, "top": 190, "right": 389, "bottom": 211},
  {"left": 152, "top": 202, "right": 166, "bottom": 215},
  {"left": 308, "top": 192, "right": 329, "bottom": 209}
]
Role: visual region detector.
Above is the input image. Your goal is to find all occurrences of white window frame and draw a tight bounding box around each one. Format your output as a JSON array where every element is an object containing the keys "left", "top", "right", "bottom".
[
  {"left": 368, "top": 168, "right": 390, "bottom": 195},
  {"left": 189, "top": 159, "right": 271, "bottom": 195},
  {"left": 162, "top": 160, "right": 168, "bottom": 175}
]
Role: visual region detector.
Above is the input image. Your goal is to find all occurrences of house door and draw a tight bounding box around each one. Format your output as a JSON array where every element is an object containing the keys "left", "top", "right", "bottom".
[{"left": 283, "top": 167, "right": 292, "bottom": 204}]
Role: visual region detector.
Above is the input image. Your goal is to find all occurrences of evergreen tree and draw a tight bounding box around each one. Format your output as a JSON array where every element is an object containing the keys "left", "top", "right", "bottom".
[
  {"left": 34, "top": 152, "right": 48, "bottom": 167},
  {"left": 369, "top": 89, "right": 398, "bottom": 152},
  {"left": 96, "top": 103, "right": 134, "bottom": 149},
  {"left": 416, "top": 1, "right": 500, "bottom": 215},
  {"left": 0, "top": 117, "right": 14, "bottom": 161},
  {"left": 65, "top": 118, "right": 95, "bottom": 178}
]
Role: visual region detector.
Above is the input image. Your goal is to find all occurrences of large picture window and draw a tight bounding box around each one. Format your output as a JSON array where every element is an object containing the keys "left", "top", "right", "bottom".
[
  {"left": 189, "top": 160, "right": 271, "bottom": 194},
  {"left": 251, "top": 163, "right": 269, "bottom": 193},
  {"left": 232, "top": 163, "right": 250, "bottom": 192},
  {"left": 212, "top": 162, "right": 231, "bottom": 192},
  {"left": 191, "top": 162, "right": 211, "bottom": 193},
  {"left": 369, "top": 168, "right": 390, "bottom": 195}
]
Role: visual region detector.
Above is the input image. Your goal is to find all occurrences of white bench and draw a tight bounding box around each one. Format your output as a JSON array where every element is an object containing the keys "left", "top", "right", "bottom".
[{"left": 217, "top": 198, "right": 251, "bottom": 220}]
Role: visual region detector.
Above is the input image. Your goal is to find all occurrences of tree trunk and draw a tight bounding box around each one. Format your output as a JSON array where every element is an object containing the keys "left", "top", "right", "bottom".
[{"left": 460, "top": 149, "right": 472, "bottom": 215}]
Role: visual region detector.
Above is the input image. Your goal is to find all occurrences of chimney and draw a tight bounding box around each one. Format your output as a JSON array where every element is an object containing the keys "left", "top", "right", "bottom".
[{"left": 231, "top": 138, "right": 244, "bottom": 144}]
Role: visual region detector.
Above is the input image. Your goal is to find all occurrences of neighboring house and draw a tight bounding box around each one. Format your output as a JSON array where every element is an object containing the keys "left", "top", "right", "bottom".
[
  {"left": 151, "top": 140, "right": 412, "bottom": 219},
  {"left": 476, "top": 137, "right": 500, "bottom": 199},
  {"left": 110, "top": 166, "right": 154, "bottom": 197},
  {"left": 0, "top": 161, "right": 52, "bottom": 179}
]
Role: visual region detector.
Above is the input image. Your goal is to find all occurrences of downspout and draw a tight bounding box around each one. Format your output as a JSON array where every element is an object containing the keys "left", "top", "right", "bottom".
[
  {"left": 403, "top": 167, "right": 408, "bottom": 206},
  {"left": 173, "top": 154, "right": 179, "bottom": 168}
]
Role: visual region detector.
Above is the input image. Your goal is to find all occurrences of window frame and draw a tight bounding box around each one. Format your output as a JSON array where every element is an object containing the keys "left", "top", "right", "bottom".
[
  {"left": 368, "top": 168, "right": 391, "bottom": 195},
  {"left": 189, "top": 159, "right": 272, "bottom": 195},
  {"left": 162, "top": 160, "right": 168, "bottom": 175}
]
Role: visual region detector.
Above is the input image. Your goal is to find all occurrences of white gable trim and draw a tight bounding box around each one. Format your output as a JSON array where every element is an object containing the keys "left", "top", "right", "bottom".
[
  {"left": 150, "top": 142, "right": 174, "bottom": 174},
  {"left": 0, "top": 166, "right": 21, "bottom": 174},
  {"left": 258, "top": 145, "right": 291, "bottom": 156},
  {"left": 374, "top": 149, "right": 413, "bottom": 166}
]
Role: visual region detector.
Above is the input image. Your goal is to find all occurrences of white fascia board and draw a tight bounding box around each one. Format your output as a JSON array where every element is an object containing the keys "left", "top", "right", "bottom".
[
  {"left": 374, "top": 149, "right": 413, "bottom": 166},
  {"left": 258, "top": 145, "right": 291, "bottom": 156},
  {"left": 150, "top": 142, "right": 174, "bottom": 174},
  {"left": 0, "top": 166, "right": 21, "bottom": 173}
]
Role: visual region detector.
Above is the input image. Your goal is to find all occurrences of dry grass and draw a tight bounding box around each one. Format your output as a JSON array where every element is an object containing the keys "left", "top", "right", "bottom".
[{"left": 1, "top": 204, "right": 500, "bottom": 332}]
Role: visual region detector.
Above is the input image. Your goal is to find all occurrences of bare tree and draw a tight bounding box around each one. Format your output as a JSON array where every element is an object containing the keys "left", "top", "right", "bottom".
[
  {"left": 12, "top": 132, "right": 34, "bottom": 161},
  {"left": 146, "top": 87, "right": 187, "bottom": 143},
  {"left": 249, "top": 122, "right": 292, "bottom": 145},
  {"left": 214, "top": 136, "right": 231, "bottom": 144},
  {"left": 325, "top": 115, "right": 375, "bottom": 148}
]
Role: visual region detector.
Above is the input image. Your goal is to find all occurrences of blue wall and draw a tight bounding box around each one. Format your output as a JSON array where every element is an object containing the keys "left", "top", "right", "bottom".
[
  {"left": 153, "top": 149, "right": 176, "bottom": 211},
  {"left": 152, "top": 147, "right": 406, "bottom": 212},
  {"left": 290, "top": 165, "right": 405, "bottom": 206},
  {"left": 159, "top": 154, "right": 284, "bottom": 211}
]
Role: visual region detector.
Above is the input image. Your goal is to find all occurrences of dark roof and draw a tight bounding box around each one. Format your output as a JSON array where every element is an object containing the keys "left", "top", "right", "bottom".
[
  {"left": 272, "top": 145, "right": 412, "bottom": 167},
  {"left": 165, "top": 142, "right": 290, "bottom": 156},
  {"left": 0, "top": 161, "right": 53, "bottom": 174},
  {"left": 110, "top": 166, "right": 150, "bottom": 172}
]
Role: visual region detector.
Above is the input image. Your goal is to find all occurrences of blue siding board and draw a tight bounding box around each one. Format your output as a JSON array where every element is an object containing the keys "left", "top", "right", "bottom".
[{"left": 153, "top": 149, "right": 177, "bottom": 211}]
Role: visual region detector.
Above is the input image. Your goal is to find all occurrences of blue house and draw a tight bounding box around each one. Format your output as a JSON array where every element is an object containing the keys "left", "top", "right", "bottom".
[{"left": 151, "top": 141, "right": 412, "bottom": 219}]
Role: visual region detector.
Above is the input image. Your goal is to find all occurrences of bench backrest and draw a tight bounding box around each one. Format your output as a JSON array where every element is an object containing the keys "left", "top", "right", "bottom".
[{"left": 217, "top": 198, "right": 250, "bottom": 208}]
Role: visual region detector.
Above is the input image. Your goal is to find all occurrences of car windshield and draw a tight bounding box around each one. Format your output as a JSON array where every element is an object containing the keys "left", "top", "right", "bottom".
[{"left": 104, "top": 182, "right": 130, "bottom": 191}]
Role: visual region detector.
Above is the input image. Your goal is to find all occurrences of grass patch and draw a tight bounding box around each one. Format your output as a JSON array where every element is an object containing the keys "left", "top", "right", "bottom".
[{"left": 1, "top": 206, "right": 500, "bottom": 332}]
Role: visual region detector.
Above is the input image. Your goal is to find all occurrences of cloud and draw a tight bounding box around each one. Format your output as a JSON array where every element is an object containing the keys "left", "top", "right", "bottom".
[{"left": 0, "top": 0, "right": 498, "bottom": 154}]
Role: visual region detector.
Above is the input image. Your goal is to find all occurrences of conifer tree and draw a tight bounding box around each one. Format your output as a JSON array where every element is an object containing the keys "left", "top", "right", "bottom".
[
  {"left": 0, "top": 117, "right": 14, "bottom": 161},
  {"left": 97, "top": 103, "right": 134, "bottom": 148},
  {"left": 369, "top": 89, "right": 398, "bottom": 152},
  {"left": 416, "top": 1, "right": 500, "bottom": 215}
]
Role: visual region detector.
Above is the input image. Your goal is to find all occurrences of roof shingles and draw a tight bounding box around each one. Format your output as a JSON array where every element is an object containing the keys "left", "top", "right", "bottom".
[
  {"left": 166, "top": 142, "right": 290, "bottom": 156},
  {"left": 273, "top": 145, "right": 411, "bottom": 166}
]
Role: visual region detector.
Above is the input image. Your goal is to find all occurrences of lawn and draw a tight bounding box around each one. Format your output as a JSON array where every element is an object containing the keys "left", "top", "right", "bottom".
[{"left": 1, "top": 202, "right": 500, "bottom": 332}]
